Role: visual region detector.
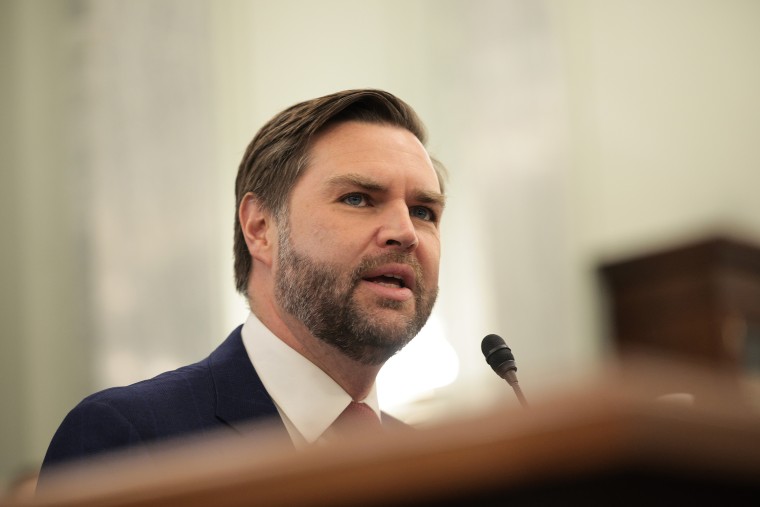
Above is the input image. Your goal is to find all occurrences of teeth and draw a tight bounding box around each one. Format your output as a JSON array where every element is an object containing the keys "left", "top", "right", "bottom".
[
  {"left": 387, "top": 274, "right": 405, "bottom": 288},
  {"left": 367, "top": 273, "right": 406, "bottom": 288}
]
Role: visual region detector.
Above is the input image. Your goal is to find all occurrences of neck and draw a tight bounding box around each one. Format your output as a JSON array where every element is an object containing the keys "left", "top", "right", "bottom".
[
  {"left": 297, "top": 334, "right": 382, "bottom": 401},
  {"left": 250, "top": 297, "right": 382, "bottom": 401}
]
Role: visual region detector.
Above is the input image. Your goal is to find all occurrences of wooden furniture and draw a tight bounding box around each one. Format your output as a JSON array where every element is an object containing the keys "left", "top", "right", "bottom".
[
  {"left": 600, "top": 236, "right": 760, "bottom": 373},
  {"left": 17, "top": 358, "right": 760, "bottom": 507}
]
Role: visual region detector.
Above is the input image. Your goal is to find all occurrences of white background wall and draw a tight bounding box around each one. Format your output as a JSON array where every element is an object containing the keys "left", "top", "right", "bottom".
[{"left": 2, "top": 0, "right": 759, "bottom": 491}]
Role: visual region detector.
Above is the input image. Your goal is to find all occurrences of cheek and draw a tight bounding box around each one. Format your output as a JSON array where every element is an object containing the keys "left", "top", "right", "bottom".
[
  {"left": 290, "top": 211, "right": 360, "bottom": 260},
  {"left": 418, "top": 238, "right": 442, "bottom": 282},
  {"left": 426, "top": 258, "right": 441, "bottom": 286}
]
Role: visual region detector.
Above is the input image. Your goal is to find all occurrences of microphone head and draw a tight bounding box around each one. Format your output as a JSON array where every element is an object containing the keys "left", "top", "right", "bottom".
[{"left": 481, "top": 334, "right": 517, "bottom": 377}]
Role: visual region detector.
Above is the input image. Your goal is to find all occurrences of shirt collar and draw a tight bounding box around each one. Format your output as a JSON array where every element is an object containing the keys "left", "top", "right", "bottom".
[{"left": 240, "top": 312, "right": 379, "bottom": 444}]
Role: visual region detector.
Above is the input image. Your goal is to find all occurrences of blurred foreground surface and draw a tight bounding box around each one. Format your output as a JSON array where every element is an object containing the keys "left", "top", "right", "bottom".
[{"left": 6, "top": 353, "right": 760, "bottom": 507}]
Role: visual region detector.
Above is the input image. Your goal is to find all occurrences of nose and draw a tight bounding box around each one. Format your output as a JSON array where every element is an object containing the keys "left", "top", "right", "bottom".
[{"left": 377, "top": 203, "right": 419, "bottom": 251}]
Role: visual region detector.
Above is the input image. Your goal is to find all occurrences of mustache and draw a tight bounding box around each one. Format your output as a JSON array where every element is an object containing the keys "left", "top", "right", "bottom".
[{"left": 349, "top": 251, "right": 424, "bottom": 289}]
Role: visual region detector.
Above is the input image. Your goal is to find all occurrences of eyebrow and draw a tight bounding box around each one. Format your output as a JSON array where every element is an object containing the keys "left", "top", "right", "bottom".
[
  {"left": 415, "top": 189, "right": 447, "bottom": 209},
  {"left": 325, "top": 173, "right": 446, "bottom": 208},
  {"left": 326, "top": 173, "right": 385, "bottom": 193}
]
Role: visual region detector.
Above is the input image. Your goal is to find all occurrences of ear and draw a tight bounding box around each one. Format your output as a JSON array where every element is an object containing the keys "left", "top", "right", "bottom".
[{"left": 239, "top": 192, "right": 276, "bottom": 268}]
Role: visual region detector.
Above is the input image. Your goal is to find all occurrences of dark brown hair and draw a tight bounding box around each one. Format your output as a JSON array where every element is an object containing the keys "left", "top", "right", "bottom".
[{"left": 233, "top": 89, "right": 444, "bottom": 295}]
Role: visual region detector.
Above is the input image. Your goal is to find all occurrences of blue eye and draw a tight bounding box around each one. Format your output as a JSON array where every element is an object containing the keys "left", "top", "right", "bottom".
[
  {"left": 410, "top": 206, "right": 434, "bottom": 222},
  {"left": 342, "top": 193, "right": 368, "bottom": 207}
]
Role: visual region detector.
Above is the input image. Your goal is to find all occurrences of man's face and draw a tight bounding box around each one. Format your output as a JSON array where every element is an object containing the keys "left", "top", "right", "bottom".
[{"left": 274, "top": 121, "right": 444, "bottom": 365}]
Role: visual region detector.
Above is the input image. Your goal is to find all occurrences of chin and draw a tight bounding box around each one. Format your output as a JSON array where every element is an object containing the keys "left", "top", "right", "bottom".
[{"left": 368, "top": 306, "right": 416, "bottom": 327}]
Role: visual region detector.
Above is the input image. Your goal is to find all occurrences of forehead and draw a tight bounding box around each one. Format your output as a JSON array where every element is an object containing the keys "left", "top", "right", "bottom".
[{"left": 301, "top": 121, "right": 441, "bottom": 193}]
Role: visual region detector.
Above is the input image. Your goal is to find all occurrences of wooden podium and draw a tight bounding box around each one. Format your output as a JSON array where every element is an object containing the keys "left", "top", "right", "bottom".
[
  {"left": 13, "top": 357, "right": 760, "bottom": 507},
  {"left": 600, "top": 236, "right": 760, "bottom": 373}
]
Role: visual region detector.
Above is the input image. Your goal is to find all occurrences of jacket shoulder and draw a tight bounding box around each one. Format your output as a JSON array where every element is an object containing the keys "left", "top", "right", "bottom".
[{"left": 40, "top": 356, "right": 218, "bottom": 475}]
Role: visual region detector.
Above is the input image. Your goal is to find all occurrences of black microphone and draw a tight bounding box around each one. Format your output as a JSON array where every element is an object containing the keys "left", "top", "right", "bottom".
[{"left": 481, "top": 334, "right": 528, "bottom": 408}]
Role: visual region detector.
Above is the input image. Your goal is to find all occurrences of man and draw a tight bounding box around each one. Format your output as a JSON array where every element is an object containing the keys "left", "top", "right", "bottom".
[{"left": 40, "top": 89, "right": 446, "bottom": 475}]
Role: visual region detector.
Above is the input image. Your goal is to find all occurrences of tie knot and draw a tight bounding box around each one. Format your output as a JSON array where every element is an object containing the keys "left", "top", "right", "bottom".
[{"left": 330, "top": 401, "right": 383, "bottom": 437}]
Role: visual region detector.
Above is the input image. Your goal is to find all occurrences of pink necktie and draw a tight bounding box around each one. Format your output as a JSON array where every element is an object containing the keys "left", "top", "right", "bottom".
[{"left": 330, "top": 401, "right": 383, "bottom": 436}]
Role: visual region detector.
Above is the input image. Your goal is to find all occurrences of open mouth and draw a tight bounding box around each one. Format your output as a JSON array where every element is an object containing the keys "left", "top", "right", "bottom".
[
  {"left": 364, "top": 274, "right": 406, "bottom": 289},
  {"left": 359, "top": 263, "right": 416, "bottom": 294}
]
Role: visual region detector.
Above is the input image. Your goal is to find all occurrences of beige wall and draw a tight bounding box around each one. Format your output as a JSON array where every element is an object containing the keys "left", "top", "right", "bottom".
[
  {"left": 560, "top": 0, "right": 760, "bottom": 252},
  {"left": 0, "top": 0, "right": 24, "bottom": 488},
  {"left": 0, "top": 0, "right": 92, "bottom": 489},
  {"left": 553, "top": 0, "right": 760, "bottom": 358},
  {"left": 2, "top": 0, "right": 760, "bottom": 491}
]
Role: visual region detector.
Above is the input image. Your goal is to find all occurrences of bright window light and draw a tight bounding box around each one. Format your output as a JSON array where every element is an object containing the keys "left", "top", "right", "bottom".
[{"left": 377, "top": 314, "right": 459, "bottom": 411}]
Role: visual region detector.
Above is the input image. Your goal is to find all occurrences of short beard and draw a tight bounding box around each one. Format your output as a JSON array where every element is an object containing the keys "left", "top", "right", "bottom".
[{"left": 274, "top": 224, "right": 437, "bottom": 365}]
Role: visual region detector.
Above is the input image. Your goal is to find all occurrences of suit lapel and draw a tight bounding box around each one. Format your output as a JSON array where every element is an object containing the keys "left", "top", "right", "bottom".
[
  {"left": 208, "top": 326, "right": 410, "bottom": 441},
  {"left": 207, "top": 326, "right": 288, "bottom": 437}
]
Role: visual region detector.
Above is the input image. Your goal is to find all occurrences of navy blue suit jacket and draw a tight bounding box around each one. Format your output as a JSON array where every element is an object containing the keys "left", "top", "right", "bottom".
[
  {"left": 40, "top": 326, "right": 286, "bottom": 476},
  {"left": 40, "top": 325, "right": 407, "bottom": 482}
]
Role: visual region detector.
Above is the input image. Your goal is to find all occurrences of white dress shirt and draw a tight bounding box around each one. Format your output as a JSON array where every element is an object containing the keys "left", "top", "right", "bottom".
[{"left": 240, "top": 312, "right": 380, "bottom": 447}]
